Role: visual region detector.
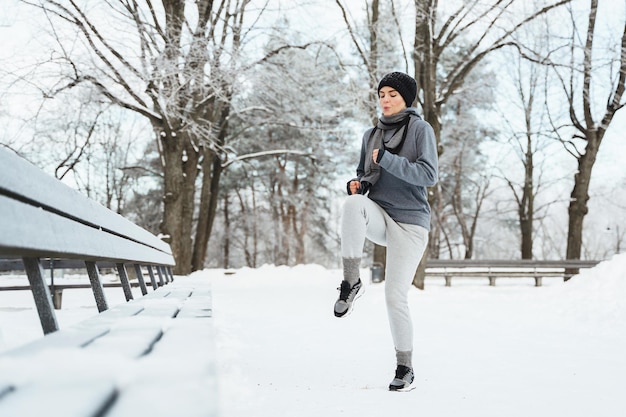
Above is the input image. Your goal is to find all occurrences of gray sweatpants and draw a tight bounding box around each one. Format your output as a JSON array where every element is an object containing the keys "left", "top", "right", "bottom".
[{"left": 341, "top": 194, "right": 428, "bottom": 352}]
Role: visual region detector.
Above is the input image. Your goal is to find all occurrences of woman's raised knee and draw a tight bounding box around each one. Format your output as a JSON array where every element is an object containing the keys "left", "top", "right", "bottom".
[{"left": 342, "top": 194, "right": 369, "bottom": 216}]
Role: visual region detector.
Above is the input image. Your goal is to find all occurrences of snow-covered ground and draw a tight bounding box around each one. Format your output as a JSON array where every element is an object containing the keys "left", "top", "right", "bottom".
[{"left": 1, "top": 254, "right": 625, "bottom": 416}]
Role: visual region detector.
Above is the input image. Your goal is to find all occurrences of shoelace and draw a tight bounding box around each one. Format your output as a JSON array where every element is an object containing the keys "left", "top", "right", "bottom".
[
  {"left": 337, "top": 281, "right": 357, "bottom": 301},
  {"left": 395, "top": 365, "right": 412, "bottom": 379}
]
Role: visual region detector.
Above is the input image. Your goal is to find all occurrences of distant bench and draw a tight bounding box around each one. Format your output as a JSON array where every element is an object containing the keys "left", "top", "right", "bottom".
[
  {"left": 0, "top": 147, "right": 216, "bottom": 416},
  {"left": 425, "top": 259, "right": 601, "bottom": 287}
]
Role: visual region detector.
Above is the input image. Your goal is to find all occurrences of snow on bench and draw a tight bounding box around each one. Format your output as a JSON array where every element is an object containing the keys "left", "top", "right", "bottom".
[
  {"left": 0, "top": 146, "right": 175, "bottom": 333},
  {"left": 0, "top": 278, "right": 216, "bottom": 417},
  {"left": 425, "top": 259, "right": 600, "bottom": 287},
  {"left": 0, "top": 148, "right": 217, "bottom": 416}
]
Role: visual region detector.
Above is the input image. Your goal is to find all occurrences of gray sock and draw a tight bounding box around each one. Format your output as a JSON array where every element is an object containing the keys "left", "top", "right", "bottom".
[
  {"left": 342, "top": 257, "right": 361, "bottom": 286},
  {"left": 396, "top": 350, "right": 412, "bottom": 368}
]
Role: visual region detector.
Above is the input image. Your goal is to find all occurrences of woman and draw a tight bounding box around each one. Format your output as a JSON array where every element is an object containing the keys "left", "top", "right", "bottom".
[{"left": 334, "top": 72, "right": 438, "bottom": 391}]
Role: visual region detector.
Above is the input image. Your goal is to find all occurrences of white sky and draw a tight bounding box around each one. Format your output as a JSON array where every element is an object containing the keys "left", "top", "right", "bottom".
[{"left": 1, "top": 0, "right": 624, "bottom": 255}]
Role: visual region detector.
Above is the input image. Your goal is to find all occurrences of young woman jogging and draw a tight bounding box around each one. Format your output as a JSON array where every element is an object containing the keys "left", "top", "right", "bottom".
[{"left": 334, "top": 72, "right": 438, "bottom": 391}]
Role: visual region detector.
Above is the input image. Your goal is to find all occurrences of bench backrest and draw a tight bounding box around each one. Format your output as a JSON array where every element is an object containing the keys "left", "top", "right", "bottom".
[{"left": 0, "top": 147, "right": 173, "bottom": 266}]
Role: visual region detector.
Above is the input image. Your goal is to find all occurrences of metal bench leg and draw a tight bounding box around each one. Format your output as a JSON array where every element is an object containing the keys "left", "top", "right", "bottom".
[
  {"left": 445, "top": 275, "right": 452, "bottom": 287},
  {"left": 146, "top": 265, "right": 158, "bottom": 290},
  {"left": 156, "top": 266, "right": 165, "bottom": 287},
  {"left": 488, "top": 276, "right": 496, "bottom": 286},
  {"left": 134, "top": 264, "right": 148, "bottom": 295},
  {"left": 23, "top": 257, "right": 59, "bottom": 334},
  {"left": 116, "top": 263, "right": 134, "bottom": 301},
  {"left": 535, "top": 277, "right": 542, "bottom": 287},
  {"left": 86, "top": 261, "right": 109, "bottom": 312},
  {"left": 162, "top": 266, "right": 171, "bottom": 284}
]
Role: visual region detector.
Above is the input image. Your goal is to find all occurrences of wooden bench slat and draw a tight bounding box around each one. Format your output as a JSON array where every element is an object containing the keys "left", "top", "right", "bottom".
[
  {"left": 86, "top": 326, "right": 164, "bottom": 358},
  {"left": 0, "top": 280, "right": 216, "bottom": 416},
  {"left": 0, "top": 147, "right": 172, "bottom": 256},
  {"left": 0, "top": 259, "right": 117, "bottom": 271},
  {"left": 148, "top": 323, "right": 215, "bottom": 373},
  {"left": 176, "top": 293, "right": 213, "bottom": 318},
  {"left": 7, "top": 328, "right": 111, "bottom": 357},
  {"left": 106, "top": 318, "right": 217, "bottom": 416},
  {"left": 0, "top": 195, "right": 173, "bottom": 265},
  {"left": 72, "top": 305, "right": 145, "bottom": 329},
  {"left": 0, "top": 380, "right": 117, "bottom": 417}
]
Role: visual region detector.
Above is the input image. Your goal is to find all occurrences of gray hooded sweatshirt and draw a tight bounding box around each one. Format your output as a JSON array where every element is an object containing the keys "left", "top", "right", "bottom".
[{"left": 356, "top": 108, "right": 438, "bottom": 230}]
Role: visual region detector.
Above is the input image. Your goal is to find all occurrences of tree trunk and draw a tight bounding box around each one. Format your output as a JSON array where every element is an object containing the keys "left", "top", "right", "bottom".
[
  {"left": 372, "top": 252, "right": 386, "bottom": 274},
  {"left": 413, "top": 0, "right": 440, "bottom": 137},
  {"left": 566, "top": 132, "right": 600, "bottom": 271},
  {"left": 368, "top": 0, "right": 385, "bottom": 270},
  {"left": 412, "top": 0, "right": 441, "bottom": 289},
  {"left": 291, "top": 161, "right": 306, "bottom": 265},
  {"left": 223, "top": 192, "right": 230, "bottom": 269},
  {"left": 565, "top": 0, "right": 625, "bottom": 278},
  {"left": 159, "top": 131, "right": 193, "bottom": 275},
  {"left": 181, "top": 137, "right": 200, "bottom": 270},
  {"left": 520, "top": 135, "right": 534, "bottom": 259},
  {"left": 191, "top": 151, "right": 223, "bottom": 271},
  {"left": 191, "top": 96, "right": 231, "bottom": 271}
]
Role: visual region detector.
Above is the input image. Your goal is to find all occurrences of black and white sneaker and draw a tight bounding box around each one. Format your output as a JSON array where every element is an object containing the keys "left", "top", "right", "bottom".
[
  {"left": 388, "top": 365, "right": 414, "bottom": 391},
  {"left": 333, "top": 279, "right": 363, "bottom": 317}
]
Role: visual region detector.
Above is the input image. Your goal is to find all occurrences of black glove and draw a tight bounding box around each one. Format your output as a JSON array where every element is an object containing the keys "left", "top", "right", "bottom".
[
  {"left": 359, "top": 181, "right": 371, "bottom": 194},
  {"left": 346, "top": 179, "right": 371, "bottom": 195},
  {"left": 346, "top": 179, "right": 357, "bottom": 195}
]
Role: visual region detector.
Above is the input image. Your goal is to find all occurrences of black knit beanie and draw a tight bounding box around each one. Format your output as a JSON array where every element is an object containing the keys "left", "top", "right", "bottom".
[{"left": 377, "top": 72, "right": 417, "bottom": 107}]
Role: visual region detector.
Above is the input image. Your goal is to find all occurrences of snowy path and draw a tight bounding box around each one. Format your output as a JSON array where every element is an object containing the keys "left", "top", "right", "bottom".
[
  {"left": 1, "top": 257, "right": 624, "bottom": 416},
  {"left": 209, "top": 261, "right": 626, "bottom": 417}
]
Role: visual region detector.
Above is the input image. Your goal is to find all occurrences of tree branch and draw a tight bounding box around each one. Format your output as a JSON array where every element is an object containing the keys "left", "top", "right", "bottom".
[{"left": 222, "top": 149, "right": 315, "bottom": 169}]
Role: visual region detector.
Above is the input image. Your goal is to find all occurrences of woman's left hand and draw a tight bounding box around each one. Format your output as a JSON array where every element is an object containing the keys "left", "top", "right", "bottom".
[{"left": 372, "top": 149, "right": 379, "bottom": 164}]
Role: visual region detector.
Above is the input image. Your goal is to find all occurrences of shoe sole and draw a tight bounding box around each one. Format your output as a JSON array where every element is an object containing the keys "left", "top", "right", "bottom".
[
  {"left": 334, "top": 284, "right": 365, "bottom": 318},
  {"left": 389, "top": 382, "right": 415, "bottom": 392}
]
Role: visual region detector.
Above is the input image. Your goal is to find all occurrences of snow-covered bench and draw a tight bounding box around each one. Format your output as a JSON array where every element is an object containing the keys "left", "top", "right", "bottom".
[
  {"left": 0, "top": 147, "right": 175, "bottom": 333},
  {"left": 0, "top": 148, "right": 216, "bottom": 416},
  {"left": 0, "top": 278, "right": 216, "bottom": 417},
  {"left": 425, "top": 259, "right": 600, "bottom": 287}
]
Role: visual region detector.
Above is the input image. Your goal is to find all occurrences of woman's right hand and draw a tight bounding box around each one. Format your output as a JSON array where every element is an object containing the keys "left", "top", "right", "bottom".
[{"left": 348, "top": 180, "right": 361, "bottom": 195}]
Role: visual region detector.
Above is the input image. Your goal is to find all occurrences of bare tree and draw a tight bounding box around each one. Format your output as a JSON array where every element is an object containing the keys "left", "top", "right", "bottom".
[
  {"left": 21, "top": 0, "right": 331, "bottom": 273},
  {"left": 215, "top": 29, "right": 351, "bottom": 268},
  {"left": 450, "top": 149, "right": 491, "bottom": 259},
  {"left": 435, "top": 65, "right": 497, "bottom": 260},
  {"left": 412, "top": 0, "right": 572, "bottom": 286},
  {"left": 497, "top": 46, "right": 551, "bottom": 260},
  {"left": 557, "top": 0, "right": 626, "bottom": 267}
]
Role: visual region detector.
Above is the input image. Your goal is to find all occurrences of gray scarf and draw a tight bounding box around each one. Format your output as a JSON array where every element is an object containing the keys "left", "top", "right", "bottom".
[{"left": 360, "top": 109, "right": 416, "bottom": 188}]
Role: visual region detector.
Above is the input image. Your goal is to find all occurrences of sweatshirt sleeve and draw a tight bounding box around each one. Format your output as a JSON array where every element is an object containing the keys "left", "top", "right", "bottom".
[
  {"left": 355, "top": 128, "right": 372, "bottom": 179},
  {"left": 378, "top": 120, "right": 438, "bottom": 187}
]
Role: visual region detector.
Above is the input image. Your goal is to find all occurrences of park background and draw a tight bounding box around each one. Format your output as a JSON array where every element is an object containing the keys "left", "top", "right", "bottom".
[
  {"left": 1, "top": 0, "right": 625, "bottom": 274},
  {"left": 1, "top": 1, "right": 626, "bottom": 415}
]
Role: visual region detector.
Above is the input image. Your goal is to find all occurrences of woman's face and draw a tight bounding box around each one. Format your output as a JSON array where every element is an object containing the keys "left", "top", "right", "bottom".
[{"left": 379, "top": 86, "right": 406, "bottom": 116}]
